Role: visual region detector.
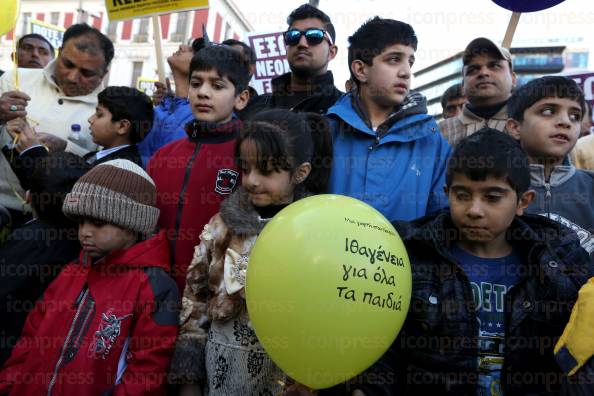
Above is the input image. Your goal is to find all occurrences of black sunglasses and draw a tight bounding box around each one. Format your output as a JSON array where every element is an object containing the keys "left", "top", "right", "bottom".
[{"left": 283, "top": 28, "right": 333, "bottom": 46}]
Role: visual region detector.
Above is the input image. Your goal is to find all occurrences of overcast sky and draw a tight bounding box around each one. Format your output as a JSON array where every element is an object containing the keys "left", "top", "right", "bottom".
[{"left": 234, "top": 0, "right": 594, "bottom": 87}]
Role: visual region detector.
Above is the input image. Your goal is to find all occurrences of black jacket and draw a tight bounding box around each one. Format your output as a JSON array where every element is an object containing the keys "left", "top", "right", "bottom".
[
  {"left": 325, "top": 211, "right": 593, "bottom": 396},
  {"left": 8, "top": 145, "right": 141, "bottom": 191},
  {"left": 0, "top": 219, "right": 80, "bottom": 365},
  {"left": 240, "top": 71, "right": 343, "bottom": 119},
  {"left": 82, "top": 144, "right": 143, "bottom": 167}
]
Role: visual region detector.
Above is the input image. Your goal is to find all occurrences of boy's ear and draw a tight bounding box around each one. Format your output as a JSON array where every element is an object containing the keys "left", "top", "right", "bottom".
[
  {"left": 293, "top": 162, "right": 312, "bottom": 185},
  {"left": 350, "top": 60, "right": 368, "bottom": 84},
  {"left": 506, "top": 118, "right": 522, "bottom": 140},
  {"left": 511, "top": 71, "right": 518, "bottom": 89},
  {"left": 116, "top": 119, "right": 131, "bottom": 136},
  {"left": 234, "top": 89, "right": 250, "bottom": 111},
  {"left": 516, "top": 189, "right": 535, "bottom": 216}
]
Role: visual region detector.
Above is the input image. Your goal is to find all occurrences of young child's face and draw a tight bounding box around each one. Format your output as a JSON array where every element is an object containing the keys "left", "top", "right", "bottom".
[
  {"left": 88, "top": 104, "right": 123, "bottom": 148},
  {"left": 508, "top": 97, "right": 582, "bottom": 164},
  {"left": 78, "top": 218, "right": 137, "bottom": 258},
  {"left": 447, "top": 173, "right": 530, "bottom": 248},
  {"left": 189, "top": 69, "right": 242, "bottom": 123},
  {"left": 239, "top": 139, "right": 296, "bottom": 207},
  {"left": 359, "top": 43, "right": 414, "bottom": 108}
]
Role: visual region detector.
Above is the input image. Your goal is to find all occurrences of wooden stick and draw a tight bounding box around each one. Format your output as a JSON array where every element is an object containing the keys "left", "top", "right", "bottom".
[
  {"left": 12, "top": 34, "right": 19, "bottom": 90},
  {"left": 502, "top": 12, "right": 521, "bottom": 49},
  {"left": 152, "top": 15, "right": 166, "bottom": 83}
]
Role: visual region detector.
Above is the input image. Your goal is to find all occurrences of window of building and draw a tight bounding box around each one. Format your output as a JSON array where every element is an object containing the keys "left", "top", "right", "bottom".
[
  {"left": 21, "top": 13, "right": 31, "bottom": 35},
  {"left": 131, "top": 61, "right": 143, "bottom": 88},
  {"left": 565, "top": 52, "right": 589, "bottom": 69},
  {"left": 50, "top": 12, "right": 60, "bottom": 26},
  {"left": 224, "top": 22, "right": 232, "bottom": 40},
  {"left": 107, "top": 21, "right": 118, "bottom": 41},
  {"left": 134, "top": 18, "right": 149, "bottom": 42},
  {"left": 172, "top": 11, "right": 188, "bottom": 42}
]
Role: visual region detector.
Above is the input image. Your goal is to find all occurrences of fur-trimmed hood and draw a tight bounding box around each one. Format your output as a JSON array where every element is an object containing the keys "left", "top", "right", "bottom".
[{"left": 219, "top": 187, "right": 312, "bottom": 236}]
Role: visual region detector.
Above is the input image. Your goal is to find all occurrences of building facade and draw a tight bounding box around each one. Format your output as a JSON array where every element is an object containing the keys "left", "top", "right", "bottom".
[{"left": 0, "top": 0, "right": 253, "bottom": 88}]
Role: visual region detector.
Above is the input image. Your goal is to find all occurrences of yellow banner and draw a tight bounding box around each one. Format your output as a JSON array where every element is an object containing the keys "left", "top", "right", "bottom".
[
  {"left": 105, "top": 0, "right": 208, "bottom": 21},
  {"left": 137, "top": 77, "right": 159, "bottom": 95}
]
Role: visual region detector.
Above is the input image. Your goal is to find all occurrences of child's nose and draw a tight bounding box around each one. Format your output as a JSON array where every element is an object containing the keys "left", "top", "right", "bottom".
[
  {"left": 556, "top": 112, "right": 572, "bottom": 128},
  {"left": 467, "top": 199, "right": 484, "bottom": 217}
]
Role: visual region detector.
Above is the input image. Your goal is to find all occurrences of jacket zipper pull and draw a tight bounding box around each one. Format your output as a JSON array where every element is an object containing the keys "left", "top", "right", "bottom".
[
  {"left": 545, "top": 183, "right": 552, "bottom": 217},
  {"left": 545, "top": 183, "right": 551, "bottom": 199}
]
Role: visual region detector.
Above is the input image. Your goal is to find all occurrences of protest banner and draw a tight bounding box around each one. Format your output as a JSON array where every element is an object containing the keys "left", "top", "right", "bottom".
[
  {"left": 105, "top": 0, "right": 209, "bottom": 83},
  {"left": 246, "top": 31, "right": 291, "bottom": 94},
  {"left": 137, "top": 77, "right": 159, "bottom": 96},
  {"left": 105, "top": 0, "right": 207, "bottom": 21},
  {"left": 28, "top": 19, "right": 64, "bottom": 52}
]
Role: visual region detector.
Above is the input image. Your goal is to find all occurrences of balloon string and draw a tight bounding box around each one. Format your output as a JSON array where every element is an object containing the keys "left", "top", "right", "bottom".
[{"left": 12, "top": 34, "right": 19, "bottom": 91}]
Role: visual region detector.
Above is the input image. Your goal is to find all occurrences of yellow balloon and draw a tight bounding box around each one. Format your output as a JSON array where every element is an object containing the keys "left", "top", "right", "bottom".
[
  {"left": 246, "top": 195, "right": 412, "bottom": 389},
  {"left": 0, "top": 0, "right": 19, "bottom": 37}
]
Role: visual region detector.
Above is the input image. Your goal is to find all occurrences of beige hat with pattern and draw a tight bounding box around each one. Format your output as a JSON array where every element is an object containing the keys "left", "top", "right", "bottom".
[{"left": 63, "top": 159, "right": 160, "bottom": 234}]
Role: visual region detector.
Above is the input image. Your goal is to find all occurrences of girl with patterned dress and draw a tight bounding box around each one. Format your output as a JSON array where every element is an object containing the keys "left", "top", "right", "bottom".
[{"left": 170, "top": 109, "right": 333, "bottom": 395}]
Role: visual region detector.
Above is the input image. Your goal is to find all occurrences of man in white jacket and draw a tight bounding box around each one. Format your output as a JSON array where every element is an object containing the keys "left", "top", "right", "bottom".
[{"left": 0, "top": 23, "right": 113, "bottom": 223}]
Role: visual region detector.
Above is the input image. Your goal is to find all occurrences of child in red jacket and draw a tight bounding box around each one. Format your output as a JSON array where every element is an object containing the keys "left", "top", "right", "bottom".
[
  {"left": 147, "top": 44, "right": 251, "bottom": 290},
  {"left": 0, "top": 159, "right": 179, "bottom": 396}
]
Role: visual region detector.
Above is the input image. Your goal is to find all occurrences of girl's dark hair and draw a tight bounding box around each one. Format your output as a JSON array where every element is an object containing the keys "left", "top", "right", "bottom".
[
  {"left": 236, "top": 109, "right": 333, "bottom": 194},
  {"left": 30, "top": 152, "right": 90, "bottom": 225}
]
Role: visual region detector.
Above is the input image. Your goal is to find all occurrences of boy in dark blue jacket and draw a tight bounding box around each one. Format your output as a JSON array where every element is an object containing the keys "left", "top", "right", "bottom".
[
  {"left": 332, "top": 130, "right": 592, "bottom": 396},
  {"left": 327, "top": 17, "right": 450, "bottom": 221},
  {"left": 506, "top": 76, "right": 594, "bottom": 258}
]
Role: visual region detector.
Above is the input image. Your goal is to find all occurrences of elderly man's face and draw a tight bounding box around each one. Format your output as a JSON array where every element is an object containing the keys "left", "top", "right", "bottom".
[{"left": 54, "top": 36, "right": 107, "bottom": 97}]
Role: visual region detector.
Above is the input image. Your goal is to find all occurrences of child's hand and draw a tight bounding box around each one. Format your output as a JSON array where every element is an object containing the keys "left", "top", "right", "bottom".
[
  {"left": 5, "top": 117, "right": 41, "bottom": 152},
  {"left": 37, "top": 132, "right": 67, "bottom": 152},
  {"left": 153, "top": 78, "right": 172, "bottom": 106}
]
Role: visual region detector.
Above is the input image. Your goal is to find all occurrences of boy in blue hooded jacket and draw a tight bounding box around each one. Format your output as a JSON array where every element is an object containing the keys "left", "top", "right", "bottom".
[{"left": 327, "top": 17, "right": 450, "bottom": 221}]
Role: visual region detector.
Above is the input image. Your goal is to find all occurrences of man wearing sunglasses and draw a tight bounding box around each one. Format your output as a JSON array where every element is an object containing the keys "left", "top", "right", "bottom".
[{"left": 242, "top": 4, "right": 342, "bottom": 118}]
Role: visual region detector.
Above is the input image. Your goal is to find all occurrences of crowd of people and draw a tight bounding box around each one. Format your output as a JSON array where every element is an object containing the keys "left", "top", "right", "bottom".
[{"left": 0, "top": 3, "right": 593, "bottom": 395}]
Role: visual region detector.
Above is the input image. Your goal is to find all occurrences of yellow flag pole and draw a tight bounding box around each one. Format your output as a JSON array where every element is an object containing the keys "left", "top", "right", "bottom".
[
  {"left": 152, "top": 15, "right": 166, "bottom": 83},
  {"left": 12, "top": 34, "right": 19, "bottom": 90},
  {"left": 502, "top": 12, "right": 521, "bottom": 49}
]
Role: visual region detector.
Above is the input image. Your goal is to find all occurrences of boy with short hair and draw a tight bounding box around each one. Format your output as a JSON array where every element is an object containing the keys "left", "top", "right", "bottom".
[
  {"left": 0, "top": 159, "right": 179, "bottom": 395},
  {"left": 147, "top": 45, "right": 250, "bottom": 290},
  {"left": 6, "top": 86, "right": 153, "bottom": 192},
  {"left": 506, "top": 76, "right": 594, "bottom": 256},
  {"left": 336, "top": 129, "right": 592, "bottom": 395},
  {"left": 8, "top": 86, "right": 152, "bottom": 168},
  {"left": 327, "top": 17, "right": 450, "bottom": 222}
]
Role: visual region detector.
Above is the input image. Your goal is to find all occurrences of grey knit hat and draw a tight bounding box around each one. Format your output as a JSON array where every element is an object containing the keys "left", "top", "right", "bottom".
[{"left": 63, "top": 159, "right": 160, "bottom": 234}]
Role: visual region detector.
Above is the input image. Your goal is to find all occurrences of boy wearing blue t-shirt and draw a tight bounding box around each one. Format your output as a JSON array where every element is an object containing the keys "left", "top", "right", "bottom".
[{"left": 332, "top": 129, "right": 593, "bottom": 396}]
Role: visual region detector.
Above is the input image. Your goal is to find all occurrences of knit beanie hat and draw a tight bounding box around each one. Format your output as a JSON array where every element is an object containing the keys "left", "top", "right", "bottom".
[{"left": 63, "top": 159, "right": 160, "bottom": 234}]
